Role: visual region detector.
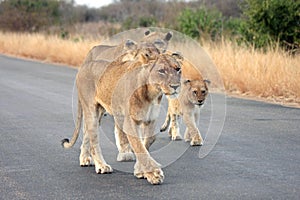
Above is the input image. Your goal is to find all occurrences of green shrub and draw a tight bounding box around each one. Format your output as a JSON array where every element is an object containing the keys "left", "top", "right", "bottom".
[
  {"left": 240, "top": 0, "right": 300, "bottom": 50},
  {"left": 177, "top": 7, "right": 223, "bottom": 41}
]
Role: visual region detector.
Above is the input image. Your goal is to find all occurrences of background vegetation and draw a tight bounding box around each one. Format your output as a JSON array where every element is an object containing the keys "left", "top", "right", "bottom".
[{"left": 0, "top": 0, "right": 298, "bottom": 50}]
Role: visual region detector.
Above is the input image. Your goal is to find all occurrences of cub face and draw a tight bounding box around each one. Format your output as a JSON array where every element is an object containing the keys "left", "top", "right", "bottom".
[
  {"left": 184, "top": 79, "right": 209, "bottom": 106},
  {"left": 149, "top": 53, "right": 182, "bottom": 98}
]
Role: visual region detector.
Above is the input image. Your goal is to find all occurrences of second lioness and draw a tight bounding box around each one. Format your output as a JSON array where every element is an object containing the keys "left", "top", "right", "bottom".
[{"left": 160, "top": 59, "right": 209, "bottom": 146}]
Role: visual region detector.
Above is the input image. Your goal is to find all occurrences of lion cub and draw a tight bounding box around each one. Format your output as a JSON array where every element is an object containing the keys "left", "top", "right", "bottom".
[{"left": 160, "top": 59, "right": 209, "bottom": 146}]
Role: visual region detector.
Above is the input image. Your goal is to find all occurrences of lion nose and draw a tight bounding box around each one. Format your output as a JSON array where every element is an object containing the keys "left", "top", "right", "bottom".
[
  {"left": 198, "top": 100, "right": 204, "bottom": 104},
  {"left": 170, "top": 84, "right": 180, "bottom": 91}
]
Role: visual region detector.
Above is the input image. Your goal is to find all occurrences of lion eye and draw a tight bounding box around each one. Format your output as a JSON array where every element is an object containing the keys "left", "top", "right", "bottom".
[
  {"left": 154, "top": 39, "right": 163, "bottom": 45},
  {"left": 193, "top": 91, "right": 198, "bottom": 95},
  {"left": 158, "top": 69, "right": 166, "bottom": 75},
  {"left": 175, "top": 67, "right": 181, "bottom": 73},
  {"left": 201, "top": 89, "right": 207, "bottom": 95}
]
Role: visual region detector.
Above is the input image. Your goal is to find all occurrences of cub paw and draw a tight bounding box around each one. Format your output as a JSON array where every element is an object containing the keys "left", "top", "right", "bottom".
[
  {"left": 190, "top": 139, "right": 203, "bottom": 146},
  {"left": 95, "top": 164, "right": 113, "bottom": 174},
  {"left": 190, "top": 134, "right": 203, "bottom": 146},
  {"left": 80, "top": 156, "right": 94, "bottom": 167},
  {"left": 171, "top": 134, "right": 182, "bottom": 141},
  {"left": 117, "top": 152, "right": 135, "bottom": 162}
]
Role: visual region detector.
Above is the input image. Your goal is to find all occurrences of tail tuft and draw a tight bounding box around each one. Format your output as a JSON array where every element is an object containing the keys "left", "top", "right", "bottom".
[
  {"left": 160, "top": 126, "right": 167, "bottom": 132},
  {"left": 61, "top": 138, "right": 70, "bottom": 148}
]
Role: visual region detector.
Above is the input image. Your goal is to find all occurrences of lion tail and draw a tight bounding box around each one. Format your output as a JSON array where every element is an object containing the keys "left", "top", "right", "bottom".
[
  {"left": 160, "top": 113, "right": 170, "bottom": 132},
  {"left": 61, "top": 99, "right": 82, "bottom": 149}
]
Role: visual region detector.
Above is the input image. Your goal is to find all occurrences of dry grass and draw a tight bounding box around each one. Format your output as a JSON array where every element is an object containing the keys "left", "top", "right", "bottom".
[
  {"left": 203, "top": 40, "right": 300, "bottom": 105},
  {"left": 0, "top": 31, "right": 100, "bottom": 66},
  {"left": 0, "top": 31, "right": 299, "bottom": 106}
]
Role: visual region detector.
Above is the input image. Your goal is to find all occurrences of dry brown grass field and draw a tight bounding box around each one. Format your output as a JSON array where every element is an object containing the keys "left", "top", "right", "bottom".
[
  {"left": 0, "top": 31, "right": 100, "bottom": 66},
  {"left": 0, "top": 31, "right": 299, "bottom": 106}
]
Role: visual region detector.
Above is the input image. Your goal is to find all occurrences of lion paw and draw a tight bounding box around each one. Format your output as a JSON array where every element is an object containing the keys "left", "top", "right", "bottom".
[
  {"left": 169, "top": 127, "right": 182, "bottom": 141},
  {"left": 144, "top": 168, "right": 164, "bottom": 185},
  {"left": 190, "top": 135, "right": 203, "bottom": 146},
  {"left": 135, "top": 168, "right": 164, "bottom": 185},
  {"left": 95, "top": 163, "right": 113, "bottom": 174},
  {"left": 134, "top": 159, "right": 164, "bottom": 185},
  {"left": 80, "top": 156, "right": 94, "bottom": 167},
  {"left": 171, "top": 134, "right": 182, "bottom": 141},
  {"left": 117, "top": 152, "right": 135, "bottom": 162},
  {"left": 190, "top": 139, "right": 203, "bottom": 146}
]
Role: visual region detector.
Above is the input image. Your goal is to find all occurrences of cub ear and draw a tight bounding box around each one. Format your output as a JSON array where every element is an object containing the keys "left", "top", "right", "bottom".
[
  {"left": 164, "top": 31, "right": 173, "bottom": 41},
  {"left": 172, "top": 52, "right": 184, "bottom": 61},
  {"left": 204, "top": 79, "right": 211, "bottom": 84},
  {"left": 124, "top": 39, "right": 137, "bottom": 50},
  {"left": 144, "top": 30, "right": 151, "bottom": 36}
]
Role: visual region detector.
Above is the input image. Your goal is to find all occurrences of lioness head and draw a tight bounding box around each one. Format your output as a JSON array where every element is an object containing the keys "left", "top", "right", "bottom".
[
  {"left": 184, "top": 79, "right": 209, "bottom": 106},
  {"left": 142, "top": 30, "right": 173, "bottom": 53},
  {"left": 148, "top": 53, "right": 182, "bottom": 98},
  {"left": 122, "top": 40, "right": 161, "bottom": 63}
]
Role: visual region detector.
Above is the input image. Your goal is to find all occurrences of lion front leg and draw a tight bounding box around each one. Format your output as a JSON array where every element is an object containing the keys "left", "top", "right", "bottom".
[
  {"left": 183, "top": 112, "right": 203, "bottom": 146},
  {"left": 124, "top": 118, "right": 164, "bottom": 185},
  {"left": 168, "top": 114, "right": 182, "bottom": 141},
  {"left": 114, "top": 124, "right": 135, "bottom": 162},
  {"left": 84, "top": 107, "right": 113, "bottom": 174}
]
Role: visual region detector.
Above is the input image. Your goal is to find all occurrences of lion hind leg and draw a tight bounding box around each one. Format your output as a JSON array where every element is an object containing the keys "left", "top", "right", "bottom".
[
  {"left": 114, "top": 124, "right": 135, "bottom": 162},
  {"left": 80, "top": 122, "right": 93, "bottom": 166},
  {"left": 84, "top": 106, "right": 112, "bottom": 174}
]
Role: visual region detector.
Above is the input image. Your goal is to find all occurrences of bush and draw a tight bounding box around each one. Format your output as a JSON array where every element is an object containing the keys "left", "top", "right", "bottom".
[
  {"left": 0, "top": 0, "right": 60, "bottom": 32},
  {"left": 177, "top": 7, "right": 223, "bottom": 41},
  {"left": 240, "top": 0, "right": 300, "bottom": 50}
]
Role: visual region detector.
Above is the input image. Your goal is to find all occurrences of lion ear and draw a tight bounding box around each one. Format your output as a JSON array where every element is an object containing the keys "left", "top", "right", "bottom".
[
  {"left": 164, "top": 31, "right": 173, "bottom": 41},
  {"left": 144, "top": 30, "right": 151, "bottom": 36},
  {"left": 124, "top": 39, "right": 137, "bottom": 50},
  {"left": 172, "top": 52, "right": 184, "bottom": 61}
]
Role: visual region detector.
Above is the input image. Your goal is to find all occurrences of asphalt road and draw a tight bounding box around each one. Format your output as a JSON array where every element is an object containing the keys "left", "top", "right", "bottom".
[{"left": 0, "top": 54, "right": 299, "bottom": 200}]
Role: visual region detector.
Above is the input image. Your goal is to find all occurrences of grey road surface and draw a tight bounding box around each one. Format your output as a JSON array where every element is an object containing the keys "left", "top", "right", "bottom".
[{"left": 0, "top": 55, "right": 299, "bottom": 200}]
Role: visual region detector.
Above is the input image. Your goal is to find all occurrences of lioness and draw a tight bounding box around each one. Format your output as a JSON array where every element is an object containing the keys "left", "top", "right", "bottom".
[
  {"left": 62, "top": 44, "right": 182, "bottom": 184},
  {"left": 160, "top": 59, "right": 209, "bottom": 146},
  {"left": 62, "top": 42, "right": 161, "bottom": 162},
  {"left": 67, "top": 31, "right": 173, "bottom": 165}
]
